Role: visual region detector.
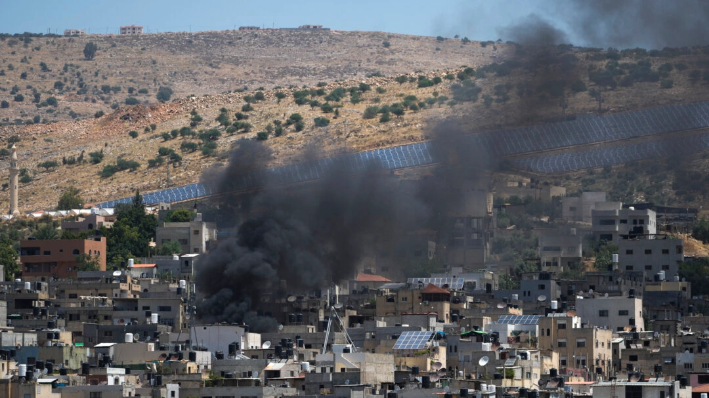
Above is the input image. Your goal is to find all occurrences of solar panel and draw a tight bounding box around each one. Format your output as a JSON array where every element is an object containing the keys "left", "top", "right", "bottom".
[
  {"left": 504, "top": 358, "right": 517, "bottom": 367},
  {"left": 407, "top": 278, "right": 465, "bottom": 290},
  {"left": 393, "top": 331, "right": 434, "bottom": 350},
  {"left": 496, "top": 315, "right": 542, "bottom": 325},
  {"left": 97, "top": 101, "right": 709, "bottom": 207}
]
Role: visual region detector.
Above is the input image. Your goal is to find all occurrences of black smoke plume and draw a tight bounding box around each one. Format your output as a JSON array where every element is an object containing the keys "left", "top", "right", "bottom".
[
  {"left": 497, "top": 14, "right": 568, "bottom": 47},
  {"left": 196, "top": 127, "right": 493, "bottom": 331}
]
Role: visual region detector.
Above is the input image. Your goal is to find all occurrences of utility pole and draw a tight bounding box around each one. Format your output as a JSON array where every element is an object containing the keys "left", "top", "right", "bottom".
[{"left": 166, "top": 159, "right": 171, "bottom": 188}]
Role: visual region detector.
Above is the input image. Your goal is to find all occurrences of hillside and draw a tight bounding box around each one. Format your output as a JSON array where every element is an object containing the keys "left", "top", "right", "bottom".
[{"left": 1, "top": 31, "right": 709, "bottom": 212}]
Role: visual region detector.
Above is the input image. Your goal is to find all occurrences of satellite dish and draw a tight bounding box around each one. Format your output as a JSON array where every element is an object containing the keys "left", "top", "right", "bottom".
[
  {"left": 117, "top": 319, "right": 125, "bottom": 325},
  {"left": 356, "top": 323, "right": 361, "bottom": 328},
  {"left": 287, "top": 295, "right": 297, "bottom": 303},
  {"left": 112, "top": 270, "right": 121, "bottom": 277},
  {"left": 333, "top": 303, "right": 344, "bottom": 309},
  {"left": 146, "top": 336, "right": 151, "bottom": 342},
  {"left": 133, "top": 334, "right": 139, "bottom": 342},
  {"left": 345, "top": 379, "right": 350, "bottom": 385},
  {"left": 433, "top": 362, "right": 442, "bottom": 370},
  {"left": 479, "top": 356, "right": 489, "bottom": 366},
  {"left": 430, "top": 375, "right": 440, "bottom": 382},
  {"left": 438, "top": 370, "right": 447, "bottom": 377},
  {"left": 262, "top": 341, "right": 272, "bottom": 349},
  {"left": 42, "top": 369, "right": 48, "bottom": 375},
  {"left": 496, "top": 302, "right": 506, "bottom": 309},
  {"left": 629, "top": 374, "right": 641, "bottom": 382},
  {"left": 460, "top": 327, "right": 466, "bottom": 333},
  {"left": 395, "top": 386, "right": 400, "bottom": 391},
  {"left": 444, "top": 386, "right": 451, "bottom": 393},
  {"left": 568, "top": 370, "right": 573, "bottom": 376},
  {"left": 253, "top": 371, "right": 258, "bottom": 378},
  {"left": 278, "top": 324, "right": 284, "bottom": 331},
  {"left": 537, "top": 295, "right": 547, "bottom": 302},
  {"left": 588, "top": 289, "right": 594, "bottom": 294},
  {"left": 604, "top": 293, "right": 609, "bottom": 297}
]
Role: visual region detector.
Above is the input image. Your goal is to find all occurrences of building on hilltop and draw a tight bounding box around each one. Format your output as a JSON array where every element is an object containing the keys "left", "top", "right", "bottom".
[
  {"left": 592, "top": 202, "right": 656, "bottom": 244},
  {"left": 63, "top": 29, "right": 86, "bottom": 36},
  {"left": 618, "top": 234, "right": 684, "bottom": 280},
  {"left": 156, "top": 213, "right": 217, "bottom": 255},
  {"left": 120, "top": 25, "right": 143, "bottom": 35},
  {"left": 239, "top": 26, "right": 260, "bottom": 31},
  {"left": 61, "top": 214, "right": 113, "bottom": 234}
]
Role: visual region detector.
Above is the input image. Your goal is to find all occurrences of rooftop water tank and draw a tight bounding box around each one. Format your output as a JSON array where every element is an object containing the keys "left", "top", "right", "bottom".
[
  {"left": 125, "top": 333, "right": 133, "bottom": 343},
  {"left": 151, "top": 313, "right": 159, "bottom": 324}
]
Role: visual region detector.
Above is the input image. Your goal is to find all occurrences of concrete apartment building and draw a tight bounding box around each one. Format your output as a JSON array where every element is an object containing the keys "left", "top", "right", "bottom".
[
  {"left": 61, "top": 214, "right": 112, "bottom": 234},
  {"left": 120, "top": 24, "right": 143, "bottom": 34},
  {"left": 63, "top": 29, "right": 86, "bottom": 36},
  {"left": 538, "top": 315, "right": 613, "bottom": 378},
  {"left": 618, "top": 235, "right": 684, "bottom": 280},
  {"left": 156, "top": 213, "right": 217, "bottom": 254},
  {"left": 538, "top": 230, "right": 583, "bottom": 271},
  {"left": 562, "top": 191, "right": 606, "bottom": 223},
  {"left": 592, "top": 380, "right": 690, "bottom": 398},
  {"left": 112, "top": 297, "right": 184, "bottom": 331},
  {"left": 592, "top": 202, "right": 656, "bottom": 243},
  {"left": 575, "top": 296, "right": 644, "bottom": 332},
  {"left": 19, "top": 237, "right": 106, "bottom": 279}
]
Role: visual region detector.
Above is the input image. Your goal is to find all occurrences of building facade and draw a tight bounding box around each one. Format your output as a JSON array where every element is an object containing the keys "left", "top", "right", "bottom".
[
  {"left": 618, "top": 236, "right": 684, "bottom": 280},
  {"left": 575, "top": 296, "right": 643, "bottom": 332},
  {"left": 20, "top": 237, "right": 107, "bottom": 279},
  {"left": 592, "top": 202, "right": 656, "bottom": 243},
  {"left": 120, "top": 25, "right": 143, "bottom": 34}
]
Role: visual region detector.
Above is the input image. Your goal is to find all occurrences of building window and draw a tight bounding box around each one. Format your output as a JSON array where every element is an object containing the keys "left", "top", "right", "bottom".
[
  {"left": 69, "top": 294, "right": 77, "bottom": 299},
  {"left": 629, "top": 355, "right": 638, "bottom": 361},
  {"left": 626, "top": 249, "right": 633, "bottom": 254},
  {"left": 599, "top": 310, "right": 609, "bottom": 317},
  {"left": 158, "top": 306, "right": 172, "bottom": 312},
  {"left": 599, "top": 219, "right": 616, "bottom": 225},
  {"left": 90, "top": 393, "right": 102, "bottom": 398},
  {"left": 193, "top": 230, "right": 200, "bottom": 235},
  {"left": 600, "top": 234, "right": 613, "bottom": 241},
  {"left": 662, "top": 249, "right": 669, "bottom": 254},
  {"left": 645, "top": 265, "right": 652, "bottom": 270},
  {"left": 401, "top": 297, "right": 407, "bottom": 302},
  {"left": 43, "top": 251, "right": 50, "bottom": 255},
  {"left": 625, "top": 265, "right": 633, "bottom": 271},
  {"left": 702, "top": 363, "right": 709, "bottom": 369},
  {"left": 677, "top": 246, "right": 683, "bottom": 254},
  {"left": 620, "top": 219, "right": 628, "bottom": 224},
  {"left": 558, "top": 322, "right": 566, "bottom": 330},
  {"left": 560, "top": 357, "right": 567, "bottom": 366},
  {"left": 662, "top": 265, "right": 670, "bottom": 270},
  {"left": 684, "top": 363, "right": 693, "bottom": 370},
  {"left": 104, "top": 331, "right": 112, "bottom": 337},
  {"left": 576, "top": 339, "right": 586, "bottom": 348},
  {"left": 557, "top": 339, "right": 567, "bottom": 348},
  {"left": 619, "top": 310, "right": 629, "bottom": 316},
  {"left": 569, "top": 207, "right": 577, "bottom": 212},
  {"left": 538, "top": 284, "right": 546, "bottom": 290},
  {"left": 72, "top": 249, "right": 80, "bottom": 255},
  {"left": 645, "top": 249, "right": 652, "bottom": 255}
]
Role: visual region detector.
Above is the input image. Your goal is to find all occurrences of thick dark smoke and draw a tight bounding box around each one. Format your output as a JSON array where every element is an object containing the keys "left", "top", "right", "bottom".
[
  {"left": 196, "top": 130, "right": 493, "bottom": 332},
  {"left": 497, "top": 14, "right": 568, "bottom": 47}
]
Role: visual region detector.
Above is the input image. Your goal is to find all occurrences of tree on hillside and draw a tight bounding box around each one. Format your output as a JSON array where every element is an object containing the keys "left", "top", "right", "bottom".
[
  {"left": 57, "top": 186, "right": 84, "bottom": 210},
  {"left": 0, "top": 239, "right": 19, "bottom": 281},
  {"left": 76, "top": 253, "right": 101, "bottom": 271},
  {"left": 34, "top": 224, "right": 59, "bottom": 240},
  {"left": 164, "top": 208, "right": 194, "bottom": 222},
  {"left": 102, "top": 191, "right": 157, "bottom": 267},
  {"left": 156, "top": 86, "right": 173, "bottom": 102},
  {"left": 83, "top": 42, "right": 98, "bottom": 60}
]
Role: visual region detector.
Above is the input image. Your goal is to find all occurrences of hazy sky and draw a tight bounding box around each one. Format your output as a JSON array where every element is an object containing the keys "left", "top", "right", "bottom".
[{"left": 0, "top": 0, "right": 570, "bottom": 43}]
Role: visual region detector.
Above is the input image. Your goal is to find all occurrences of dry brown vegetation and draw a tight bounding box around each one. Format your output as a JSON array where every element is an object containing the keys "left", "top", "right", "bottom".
[{"left": 1, "top": 30, "right": 709, "bottom": 212}]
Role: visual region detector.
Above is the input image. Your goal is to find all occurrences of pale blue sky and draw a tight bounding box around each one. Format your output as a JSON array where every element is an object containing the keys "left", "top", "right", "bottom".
[{"left": 0, "top": 0, "right": 568, "bottom": 42}]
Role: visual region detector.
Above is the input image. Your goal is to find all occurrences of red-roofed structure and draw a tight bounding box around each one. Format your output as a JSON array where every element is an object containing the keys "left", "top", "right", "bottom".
[
  {"left": 356, "top": 273, "right": 391, "bottom": 282},
  {"left": 421, "top": 283, "right": 451, "bottom": 303}
]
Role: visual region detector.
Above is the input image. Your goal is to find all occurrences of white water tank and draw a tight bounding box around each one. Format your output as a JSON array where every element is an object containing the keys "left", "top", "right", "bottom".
[
  {"left": 24, "top": 282, "right": 31, "bottom": 291},
  {"left": 301, "top": 362, "right": 310, "bottom": 372},
  {"left": 125, "top": 333, "right": 133, "bottom": 343},
  {"left": 700, "top": 393, "right": 707, "bottom": 398},
  {"left": 674, "top": 275, "right": 680, "bottom": 282},
  {"left": 128, "top": 259, "right": 134, "bottom": 268},
  {"left": 179, "top": 280, "right": 187, "bottom": 289},
  {"left": 551, "top": 301, "right": 558, "bottom": 310},
  {"left": 14, "top": 279, "right": 21, "bottom": 283},
  {"left": 173, "top": 254, "right": 179, "bottom": 261},
  {"left": 512, "top": 294, "right": 519, "bottom": 301},
  {"left": 18, "top": 364, "right": 26, "bottom": 377},
  {"left": 151, "top": 313, "right": 159, "bottom": 324},
  {"left": 481, "top": 384, "right": 487, "bottom": 392},
  {"left": 612, "top": 254, "right": 619, "bottom": 263},
  {"left": 488, "top": 385, "right": 496, "bottom": 393},
  {"left": 658, "top": 271, "right": 665, "bottom": 281}
]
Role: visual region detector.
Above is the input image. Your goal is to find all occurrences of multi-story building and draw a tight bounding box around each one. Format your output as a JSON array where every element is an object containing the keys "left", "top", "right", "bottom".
[
  {"left": 120, "top": 25, "right": 143, "bottom": 35},
  {"left": 538, "top": 315, "right": 613, "bottom": 378},
  {"left": 618, "top": 235, "right": 684, "bottom": 280},
  {"left": 592, "top": 202, "right": 656, "bottom": 243},
  {"left": 575, "top": 295, "right": 644, "bottom": 332},
  {"left": 19, "top": 237, "right": 106, "bottom": 279},
  {"left": 61, "top": 214, "right": 113, "bottom": 234},
  {"left": 537, "top": 230, "right": 583, "bottom": 271},
  {"left": 156, "top": 213, "right": 217, "bottom": 254},
  {"left": 592, "top": 380, "right": 690, "bottom": 398},
  {"left": 562, "top": 191, "right": 606, "bottom": 223}
]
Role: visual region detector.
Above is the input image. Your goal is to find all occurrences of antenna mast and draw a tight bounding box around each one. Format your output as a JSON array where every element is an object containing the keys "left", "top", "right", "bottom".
[{"left": 321, "top": 306, "right": 357, "bottom": 355}]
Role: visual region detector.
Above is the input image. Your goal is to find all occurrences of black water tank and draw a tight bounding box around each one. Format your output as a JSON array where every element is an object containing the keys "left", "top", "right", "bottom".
[
  {"left": 27, "top": 357, "right": 35, "bottom": 365},
  {"left": 156, "top": 374, "right": 163, "bottom": 386},
  {"left": 288, "top": 313, "right": 296, "bottom": 323},
  {"left": 460, "top": 388, "right": 469, "bottom": 397},
  {"left": 178, "top": 352, "right": 184, "bottom": 361},
  {"left": 215, "top": 351, "right": 224, "bottom": 360},
  {"left": 639, "top": 373, "right": 645, "bottom": 382},
  {"left": 275, "top": 346, "right": 283, "bottom": 356},
  {"left": 629, "top": 317, "right": 636, "bottom": 326},
  {"left": 388, "top": 392, "right": 398, "bottom": 398},
  {"left": 59, "top": 368, "right": 67, "bottom": 376},
  {"left": 596, "top": 367, "right": 603, "bottom": 374},
  {"left": 10, "top": 350, "right": 15, "bottom": 358},
  {"left": 452, "top": 314, "right": 459, "bottom": 322},
  {"left": 26, "top": 370, "right": 33, "bottom": 380},
  {"left": 45, "top": 362, "right": 53, "bottom": 374},
  {"left": 145, "top": 310, "right": 151, "bottom": 318},
  {"left": 343, "top": 347, "right": 351, "bottom": 353},
  {"left": 529, "top": 390, "right": 539, "bottom": 398},
  {"left": 627, "top": 363, "right": 634, "bottom": 371},
  {"left": 36, "top": 361, "right": 44, "bottom": 371},
  {"left": 47, "top": 320, "right": 56, "bottom": 329},
  {"left": 286, "top": 348, "right": 294, "bottom": 357},
  {"left": 422, "top": 376, "right": 431, "bottom": 388},
  {"left": 297, "top": 339, "right": 304, "bottom": 348},
  {"left": 225, "top": 373, "right": 234, "bottom": 379},
  {"left": 550, "top": 368, "right": 558, "bottom": 377},
  {"left": 654, "top": 364, "right": 662, "bottom": 373},
  {"left": 228, "top": 342, "right": 238, "bottom": 355},
  {"left": 81, "top": 363, "right": 90, "bottom": 375},
  {"left": 444, "top": 394, "right": 452, "bottom": 398},
  {"left": 412, "top": 366, "right": 419, "bottom": 375},
  {"left": 519, "top": 388, "right": 528, "bottom": 397},
  {"left": 125, "top": 367, "right": 131, "bottom": 375},
  {"left": 33, "top": 307, "right": 39, "bottom": 316},
  {"left": 680, "top": 376, "right": 688, "bottom": 387},
  {"left": 189, "top": 351, "right": 197, "bottom": 362},
  {"left": 297, "top": 313, "right": 304, "bottom": 323},
  {"left": 629, "top": 288, "right": 635, "bottom": 298},
  {"left": 486, "top": 283, "right": 492, "bottom": 294}
]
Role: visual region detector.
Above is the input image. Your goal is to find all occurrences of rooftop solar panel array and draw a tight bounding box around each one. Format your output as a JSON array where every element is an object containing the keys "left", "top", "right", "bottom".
[
  {"left": 393, "top": 331, "right": 435, "bottom": 350},
  {"left": 407, "top": 278, "right": 465, "bottom": 290},
  {"left": 496, "top": 315, "right": 543, "bottom": 325},
  {"left": 97, "top": 101, "right": 709, "bottom": 207}
]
